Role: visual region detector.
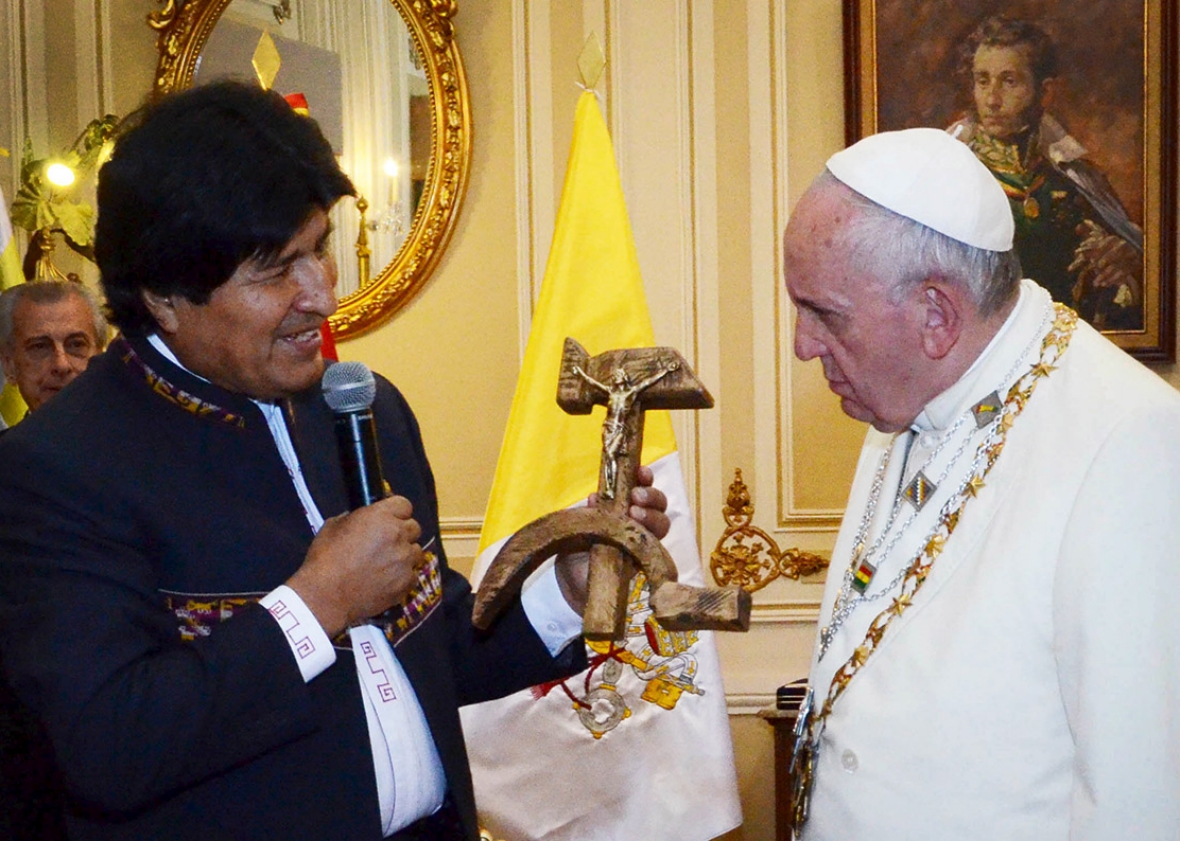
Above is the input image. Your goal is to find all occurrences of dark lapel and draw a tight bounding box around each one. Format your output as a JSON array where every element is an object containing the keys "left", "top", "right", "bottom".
[{"left": 283, "top": 390, "right": 351, "bottom": 520}]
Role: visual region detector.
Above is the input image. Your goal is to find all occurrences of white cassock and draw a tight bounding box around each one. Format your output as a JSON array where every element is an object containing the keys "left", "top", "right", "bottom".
[{"left": 803, "top": 279, "right": 1180, "bottom": 841}]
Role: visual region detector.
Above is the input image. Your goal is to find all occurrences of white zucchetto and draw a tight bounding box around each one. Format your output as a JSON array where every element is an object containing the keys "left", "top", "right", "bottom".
[{"left": 826, "top": 127, "right": 1015, "bottom": 252}]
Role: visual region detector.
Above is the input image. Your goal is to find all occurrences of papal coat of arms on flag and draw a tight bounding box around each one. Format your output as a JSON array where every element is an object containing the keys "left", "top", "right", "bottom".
[{"left": 532, "top": 572, "right": 705, "bottom": 738}]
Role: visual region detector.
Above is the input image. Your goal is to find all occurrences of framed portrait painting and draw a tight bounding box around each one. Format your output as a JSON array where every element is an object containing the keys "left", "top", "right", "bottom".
[{"left": 844, "top": 0, "right": 1177, "bottom": 361}]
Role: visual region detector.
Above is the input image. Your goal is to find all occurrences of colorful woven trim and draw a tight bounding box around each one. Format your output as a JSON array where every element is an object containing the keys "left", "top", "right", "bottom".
[
  {"left": 115, "top": 337, "right": 247, "bottom": 428},
  {"left": 162, "top": 550, "right": 443, "bottom": 650},
  {"left": 376, "top": 549, "right": 444, "bottom": 648},
  {"left": 164, "top": 593, "right": 261, "bottom": 641}
]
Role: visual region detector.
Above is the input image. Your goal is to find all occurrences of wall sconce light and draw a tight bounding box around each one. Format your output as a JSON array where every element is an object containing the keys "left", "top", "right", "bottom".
[{"left": 45, "top": 163, "right": 76, "bottom": 188}]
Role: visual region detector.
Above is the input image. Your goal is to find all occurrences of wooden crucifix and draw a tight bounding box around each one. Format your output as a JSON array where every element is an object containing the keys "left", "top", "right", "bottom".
[{"left": 472, "top": 338, "right": 751, "bottom": 641}]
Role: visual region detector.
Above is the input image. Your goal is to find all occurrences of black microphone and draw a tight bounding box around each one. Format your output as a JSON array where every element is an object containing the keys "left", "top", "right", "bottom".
[{"left": 322, "top": 361, "right": 389, "bottom": 510}]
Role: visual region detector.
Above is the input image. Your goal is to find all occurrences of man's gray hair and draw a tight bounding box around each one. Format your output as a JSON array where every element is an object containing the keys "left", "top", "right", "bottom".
[
  {"left": 0, "top": 281, "right": 109, "bottom": 351},
  {"left": 817, "top": 171, "right": 1022, "bottom": 316}
]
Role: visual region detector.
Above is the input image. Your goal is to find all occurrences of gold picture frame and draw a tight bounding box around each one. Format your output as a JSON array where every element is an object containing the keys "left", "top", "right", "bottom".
[
  {"left": 149, "top": 0, "right": 472, "bottom": 340},
  {"left": 844, "top": 0, "right": 1176, "bottom": 362}
]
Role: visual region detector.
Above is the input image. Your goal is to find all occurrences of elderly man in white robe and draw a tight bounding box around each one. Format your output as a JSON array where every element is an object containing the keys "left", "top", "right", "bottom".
[{"left": 784, "top": 127, "right": 1180, "bottom": 841}]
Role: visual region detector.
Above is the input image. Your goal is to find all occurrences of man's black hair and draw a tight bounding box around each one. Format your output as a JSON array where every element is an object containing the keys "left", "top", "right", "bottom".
[
  {"left": 95, "top": 80, "right": 355, "bottom": 335},
  {"left": 959, "top": 16, "right": 1060, "bottom": 88}
]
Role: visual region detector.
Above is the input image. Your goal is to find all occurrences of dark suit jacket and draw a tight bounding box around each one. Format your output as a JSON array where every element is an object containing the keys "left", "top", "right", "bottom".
[
  {"left": 0, "top": 336, "right": 583, "bottom": 840},
  {"left": 0, "top": 415, "right": 68, "bottom": 841}
]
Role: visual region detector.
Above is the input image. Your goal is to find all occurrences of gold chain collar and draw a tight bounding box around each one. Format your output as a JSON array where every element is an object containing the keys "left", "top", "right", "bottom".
[
  {"left": 790, "top": 303, "right": 1078, "bottom": 832},
  {"left": 817, "top": 302, "right": 1075, "bottom": 723}
]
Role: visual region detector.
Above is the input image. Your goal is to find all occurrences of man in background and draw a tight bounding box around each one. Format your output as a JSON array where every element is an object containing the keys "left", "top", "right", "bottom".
[
  {"left": 949, "top": 15, "right": 1143, "bottom": 330},
  {"left": 0, "top": 280, "right": 106, "bottom": 420},
  {"left": 785, "top": 127, "right": 1180, "bottom": 839}
]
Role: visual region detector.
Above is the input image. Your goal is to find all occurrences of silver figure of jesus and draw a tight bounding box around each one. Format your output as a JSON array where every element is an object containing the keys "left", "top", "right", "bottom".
[{"left": 571, "top": 361, "right": 678, "bottom": 498}]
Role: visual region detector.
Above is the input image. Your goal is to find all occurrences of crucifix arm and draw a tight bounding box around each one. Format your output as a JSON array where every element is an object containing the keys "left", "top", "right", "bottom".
[
  {"left": 630, "top": 360, "right": 679, "bottom": 394},
  {"left": 571, "top": 364, "right": 609, "bottom": 394}
]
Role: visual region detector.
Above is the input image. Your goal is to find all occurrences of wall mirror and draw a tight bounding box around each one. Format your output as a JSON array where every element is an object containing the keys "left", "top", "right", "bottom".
[{"left": 149, "top": 0, "right": 471, "bottom": 339}]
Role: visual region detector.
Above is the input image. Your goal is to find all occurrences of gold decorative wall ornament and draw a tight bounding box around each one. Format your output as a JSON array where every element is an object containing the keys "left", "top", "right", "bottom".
[
  {"left": 10, "top": 116, "right": 121, "bottom": 281},
  {"left": 710, "top": 468, "right": 829, "bottom": 591},
  {"left": 148, "top": 0, "right": 472, "bottom": 339}
]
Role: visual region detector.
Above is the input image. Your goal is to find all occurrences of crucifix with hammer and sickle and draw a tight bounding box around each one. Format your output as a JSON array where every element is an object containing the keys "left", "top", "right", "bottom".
[{"left": 472, "top": 338, "right": 751, "bottom": 641}]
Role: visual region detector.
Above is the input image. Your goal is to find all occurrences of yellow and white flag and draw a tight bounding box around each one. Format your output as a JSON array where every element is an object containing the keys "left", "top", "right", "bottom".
[
  {"left": 459, "top": 91, "right": 741, "bottom": 841},
  {"left": 0, "top": 184, "right": 27, "bottom": 427}
]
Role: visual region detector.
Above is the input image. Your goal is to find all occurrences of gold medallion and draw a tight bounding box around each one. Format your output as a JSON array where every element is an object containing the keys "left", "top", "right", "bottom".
[{"left": 1023, "top": 195, "right": 1040, "bottom": 219}]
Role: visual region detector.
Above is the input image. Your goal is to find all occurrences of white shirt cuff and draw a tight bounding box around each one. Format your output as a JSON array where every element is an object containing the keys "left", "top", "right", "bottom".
[
  {"left": 520, "top": 559, "right": 584, "bottom": 656},
  {"left": 259, "top": 585, "right": 337, "bottom": 681}
]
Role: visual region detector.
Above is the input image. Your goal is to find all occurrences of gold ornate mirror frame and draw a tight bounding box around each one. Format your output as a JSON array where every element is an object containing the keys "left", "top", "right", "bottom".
[{"left": 148, "top": 0, "right": 471, "bottom": 340}]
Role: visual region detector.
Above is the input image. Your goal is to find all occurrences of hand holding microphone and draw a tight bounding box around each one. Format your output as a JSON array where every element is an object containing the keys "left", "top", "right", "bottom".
[{"left": 286, "top": 362, "right": 425, "bottom": 637}]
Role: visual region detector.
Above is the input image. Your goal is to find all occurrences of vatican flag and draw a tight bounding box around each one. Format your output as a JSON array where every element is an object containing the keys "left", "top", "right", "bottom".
[
  {"left": 0, "top": 184, "right": 27, "bottom": 427},
  {"left": 459, "top": 91, "right": 742, "bottom": 840}
]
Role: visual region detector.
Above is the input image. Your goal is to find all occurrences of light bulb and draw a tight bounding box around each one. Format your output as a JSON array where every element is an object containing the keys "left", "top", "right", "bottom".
[
  {"left": 46, "top": 163, "right": 75, "bottom": 187},
  {"left": 383, "top": 158, "right": 400, "bottom": 179}
]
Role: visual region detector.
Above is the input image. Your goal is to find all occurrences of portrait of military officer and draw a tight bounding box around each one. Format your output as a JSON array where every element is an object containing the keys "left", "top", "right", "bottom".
[{"left": 947, "top": 15, "right": 1144, "bottom": 330}]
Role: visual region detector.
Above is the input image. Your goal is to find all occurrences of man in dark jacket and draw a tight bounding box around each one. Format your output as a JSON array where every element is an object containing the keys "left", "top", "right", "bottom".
[{"left": 0, "top": 81, "right": 667, "bottom": 841}]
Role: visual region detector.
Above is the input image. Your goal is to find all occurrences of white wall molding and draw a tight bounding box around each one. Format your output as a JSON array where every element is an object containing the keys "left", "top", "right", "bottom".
[
  {"left": 749, "top": 0, "right": 847, "bottom": 543},
  {"left": 440, "top": 515, "right": 482, "bottom": 561},
  {"left": 688, "top": 0, "right": 723, "bottom": 555},
  {"left": 748, "top": 0, "right": 779, "bottom": 541},
  {"left": 0, "top": 1, "right": 24, "bottom": 194},
  {"left": 72, "top": 0, "right": 102, "bottom": 123},
  {"left": 750, "top": 602, "right": 822, "bottom": 624},
  {"left": 726, "top": 692, "right": 776, "bottom": 716},
  {"left": 513, "top": 0, "right": 554, "bottom": 356},
  {"left": 19, "top": 1, "right": 49, "bottom": 157}
]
